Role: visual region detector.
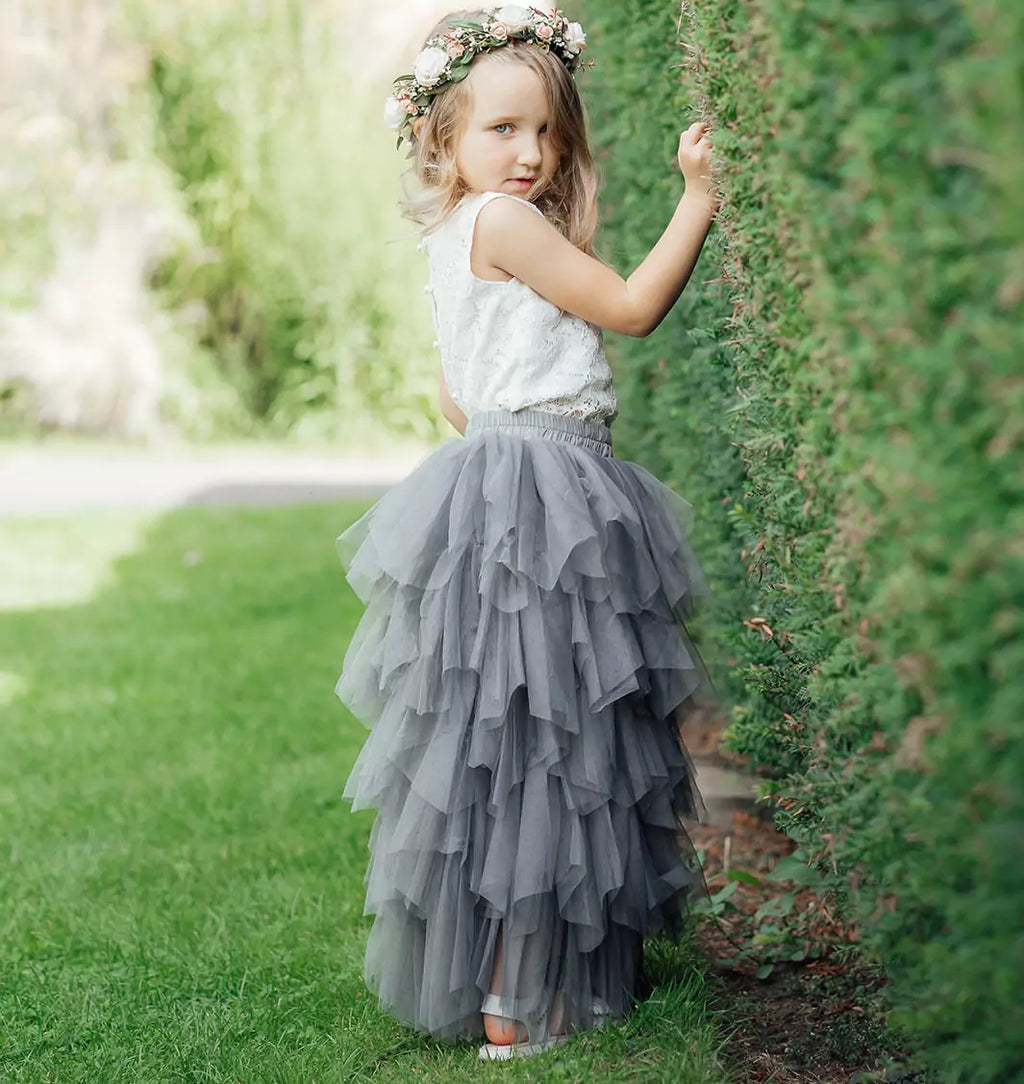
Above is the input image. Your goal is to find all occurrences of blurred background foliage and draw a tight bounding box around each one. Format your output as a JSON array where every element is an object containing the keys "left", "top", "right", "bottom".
[
  {"left": 0, "top": 0, "right": 446, "bottom": 443},
  {"left": 582, "top": 1, "right": 1023, "bottom": 1081}
]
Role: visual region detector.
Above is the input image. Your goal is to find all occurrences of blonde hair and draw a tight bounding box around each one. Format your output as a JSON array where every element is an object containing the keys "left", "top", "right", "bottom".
[{"left": 398, "top": 11, "right": 601, "bottom": 257}]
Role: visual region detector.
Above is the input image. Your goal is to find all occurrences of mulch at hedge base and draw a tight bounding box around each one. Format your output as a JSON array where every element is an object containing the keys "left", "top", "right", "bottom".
[{"left": 690, "top": 809, "right": 932, "bottom": 1084}]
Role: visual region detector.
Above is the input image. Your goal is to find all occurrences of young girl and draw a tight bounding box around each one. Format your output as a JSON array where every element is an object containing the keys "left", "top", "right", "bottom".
[{"left": 337, "top": 4, "right": 717, "bottom": 1062}]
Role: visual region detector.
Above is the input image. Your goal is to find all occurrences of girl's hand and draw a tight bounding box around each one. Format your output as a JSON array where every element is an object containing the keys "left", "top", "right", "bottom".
[{"left": 677, "top": 122, "right": 716, "bottom": 206}]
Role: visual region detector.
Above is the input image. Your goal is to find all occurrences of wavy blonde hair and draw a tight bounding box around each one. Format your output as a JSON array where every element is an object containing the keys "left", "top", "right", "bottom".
[{"left": 399, "top": 10, "right": 601, "bottom": 257}]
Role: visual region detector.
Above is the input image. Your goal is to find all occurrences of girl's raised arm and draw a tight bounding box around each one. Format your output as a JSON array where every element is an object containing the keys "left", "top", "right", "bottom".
[{"left": 473, "top": 122, "right": 716, "bottom": 337}]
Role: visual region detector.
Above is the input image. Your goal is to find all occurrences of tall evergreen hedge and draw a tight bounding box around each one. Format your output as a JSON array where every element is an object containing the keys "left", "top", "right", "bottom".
[{"left": 581, "top": 1, "right": 1024, "bottom": 1080}]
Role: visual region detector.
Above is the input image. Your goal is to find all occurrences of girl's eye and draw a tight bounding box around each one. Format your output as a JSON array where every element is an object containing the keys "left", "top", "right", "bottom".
[{"left": 493, "top": 124, "right": 549, "bottom": 135}]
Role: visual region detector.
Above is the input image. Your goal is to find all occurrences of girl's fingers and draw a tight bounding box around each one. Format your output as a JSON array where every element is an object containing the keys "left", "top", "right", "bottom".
[
  {"left": 678, "top": 121, "right": 713, "bottom": 171},
  {"left": 682, "top": 126, "right": 712, "bottom": 150}
]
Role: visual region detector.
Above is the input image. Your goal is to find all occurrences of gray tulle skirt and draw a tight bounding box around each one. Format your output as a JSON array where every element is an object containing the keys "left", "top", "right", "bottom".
[{"left": 335, "top": 408, "right": 711, "bottom": 1045}]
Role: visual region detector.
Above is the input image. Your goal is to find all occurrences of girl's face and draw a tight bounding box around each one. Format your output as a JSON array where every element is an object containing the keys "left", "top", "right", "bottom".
[{"left": 454, "top": 56, "right": 560, "bottom": 198}]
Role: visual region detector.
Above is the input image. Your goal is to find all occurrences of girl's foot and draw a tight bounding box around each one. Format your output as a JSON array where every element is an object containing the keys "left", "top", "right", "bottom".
[
  {"left": 477, "top": 994, "right": 615, "bottom": 1060},
  {"left": 479, "top": 994, "right": 569, "bottom": 1060},
  {"left": 479, "top": 930, "right": 617, "bottom": 1059}
]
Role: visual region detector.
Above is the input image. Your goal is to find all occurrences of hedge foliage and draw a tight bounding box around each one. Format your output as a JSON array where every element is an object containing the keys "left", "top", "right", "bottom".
[{"left": 581, "top": 1, "right": 1024, "bottom": 1080}]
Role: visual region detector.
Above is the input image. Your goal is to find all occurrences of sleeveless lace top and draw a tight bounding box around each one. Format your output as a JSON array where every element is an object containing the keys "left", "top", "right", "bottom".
[{"left": 418, "top": 190, "right": 618, "bottom": 424}]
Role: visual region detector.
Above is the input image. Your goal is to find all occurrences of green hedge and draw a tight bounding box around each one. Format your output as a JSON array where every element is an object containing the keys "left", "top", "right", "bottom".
[
  {"left": 579, "top": 4, "right": 761, "bottom": 703},
  {"left": 582, "top": 1, "right": 1024, "bottom": 1080}
]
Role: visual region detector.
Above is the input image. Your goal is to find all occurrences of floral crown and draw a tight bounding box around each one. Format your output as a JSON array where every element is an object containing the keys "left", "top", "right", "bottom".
[{"left": 384, "top": 6, "right": 590, "bottom": 148}]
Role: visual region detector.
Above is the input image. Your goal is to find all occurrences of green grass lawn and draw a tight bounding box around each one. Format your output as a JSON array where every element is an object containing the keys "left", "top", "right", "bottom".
[{"left": 0, "top": 503, "right": 730, "bottom": 1083}]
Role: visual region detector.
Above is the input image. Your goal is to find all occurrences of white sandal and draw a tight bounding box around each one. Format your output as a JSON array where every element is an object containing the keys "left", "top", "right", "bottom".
[{"left": 477, "top": 993, "right": 613, "bottom": 1061}]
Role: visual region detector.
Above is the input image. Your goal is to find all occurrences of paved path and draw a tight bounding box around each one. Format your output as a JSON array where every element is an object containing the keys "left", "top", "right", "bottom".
[{"left": 0, "top": 448, "right": 428, "bottom": 517}]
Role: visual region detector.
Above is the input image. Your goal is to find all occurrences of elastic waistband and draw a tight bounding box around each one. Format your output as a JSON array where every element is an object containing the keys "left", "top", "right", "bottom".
[{"left": 465, "top": 409, "right": 613, "bottom": 457}]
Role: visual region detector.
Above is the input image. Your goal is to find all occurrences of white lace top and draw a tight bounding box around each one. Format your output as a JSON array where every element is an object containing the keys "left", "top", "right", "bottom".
[{"left": 419, "top": 190, "right": 618, "bottom": 424}]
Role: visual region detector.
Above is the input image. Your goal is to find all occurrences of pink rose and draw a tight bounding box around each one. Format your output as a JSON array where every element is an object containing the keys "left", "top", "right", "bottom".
[
  {"left": 447, "top": 41, "right": 465, "bottom": 58},
  {"left": 535, "top": 23, "right": 553, "bottom": 41},
  {"left": 489, "top": 22, "right": 509, "bottom": 40}
]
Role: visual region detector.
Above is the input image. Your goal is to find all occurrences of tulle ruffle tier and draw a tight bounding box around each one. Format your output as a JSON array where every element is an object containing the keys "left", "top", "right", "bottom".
[{"left": 336, "top": 415, "right": 710, "bottom": 1044}]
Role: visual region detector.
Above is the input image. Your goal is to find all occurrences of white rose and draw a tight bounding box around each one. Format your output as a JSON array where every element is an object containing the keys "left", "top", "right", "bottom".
[
  {"left": 413, "top": 46, "right": 450, "bottom": 87},
  {"left": 564, "top": 22, "right": 587, "bottom": 54},
  {"left": 383, "top": 96, "right": 408, "bottom": 130},
  {"left": 492, "top": 5, "right": 532, "bottom": 31}
]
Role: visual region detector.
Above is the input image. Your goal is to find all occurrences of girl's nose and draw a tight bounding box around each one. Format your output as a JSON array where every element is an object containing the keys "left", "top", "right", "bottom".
[{"left": 518, "top": 138, "right": 542, "bottom": 168}]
